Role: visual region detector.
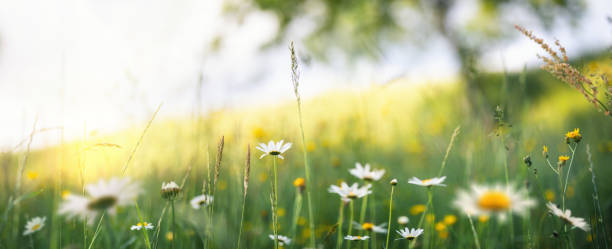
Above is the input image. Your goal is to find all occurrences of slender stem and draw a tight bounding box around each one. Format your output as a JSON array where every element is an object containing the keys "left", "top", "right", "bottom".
[
  {"left": 562, "top": 144, "right": 578, "bottom": 210},
  {"left": 545, "top": 158, "right": 559, "bottom": 174},
  {"left": 467, "top": 215, "right": 482, "bottom": 249},
  {"left": 412, "top": 189, "right": 432, "bottom": 248},
  {"left": 385, "top": 186, "right": 395, "bottom": 249},
  {"left": 290, "top": 191, "right": 303, "bottom": 249},
  {"left": 359, "top": 195, "right": 369, "bottom": 230},
  {"left": 586, "top": 144, "right": 610, "bottom": 249},
  {"left": 135, "top": 202, "right": 152, "bottom": 249},
  {"left": 291, "top": 46, "right": 317, "bottom": 248},
  {"left": 336, "top": 202, "right": 345, "bottom": 249},
  {"left": 171, "top": 201, "right": 176, "bottom": 249},
  {"left": 29, "top": 234, "right": 34, "bottom": 249},
  {"left": 437, "top": 126, "right": 460, "bottom": 177},
  {"left": 236, "top": 194, "right": 247, "bottom": 249},
  {"left": 347, "top": 201, "right": 355, "bottom": 249},
  {"left": 273, "top": 157, "right": 279, "bottom": 249}
]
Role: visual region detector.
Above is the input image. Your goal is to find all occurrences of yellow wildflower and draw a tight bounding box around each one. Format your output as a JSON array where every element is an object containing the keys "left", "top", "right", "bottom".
[
  {"left": 410, "top": 204, "right": 426, "bottom": 215},
  {"left": 565, "top": 128, "right": 582, "bottom": 143},
  {"left": 544, "top": 189, "right": 555, "bottom": 202},
  {"left": 478, "top": 215, "right": 490, "bottom": 223},
  {"left": 293, "top": 178, "right": 305, "bottom": 188},
  {"left": 558, "top": 155, "right": 570, "bottom": 166},
  {"left": 443, "top": 215, "right": 457, "bottom": 226},
  {"left": 435, "top": 222, "right": 446, "bottom": 232}
]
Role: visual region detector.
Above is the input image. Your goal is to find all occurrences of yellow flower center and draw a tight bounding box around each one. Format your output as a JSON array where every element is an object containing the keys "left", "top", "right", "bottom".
[
  {"left": 32, "top": 224, "right": 41, "bottom": 231},
  {"left": 421, "top": 179, "right": 431, "bottom": 185},
  {"left": 361, "top": 222, "right": 374, "bottom": 231},
  {"left": 477, "top": 191, "right": 511, "bottom": 211},
  {"left": 347, "top": 192, "right": 357, "bottom": 198}
]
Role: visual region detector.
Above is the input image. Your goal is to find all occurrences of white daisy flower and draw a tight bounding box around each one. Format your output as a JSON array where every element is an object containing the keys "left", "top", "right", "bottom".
[
  {"left": 23, "top": 216, "right": 45, "bottom": 236},
  {"left": 161, "top": 181, "right": 181, "bottom": 200},
  {"left": 453, "top": 184, "right": 535, "bottom": 222},
  {"left": 397, "top": 216, "right": 409, "bottom": 225},
  {"left": 396, "top": 227, "right": 423, "bottom": 240},
  {"left": 256, "top": 140, "right": 292, "bottom": 159},
  {"left": 328, "top": 182, "right": 372, "bottom": 202},
  {"left": 130, "top": 221, "right": 154, "bottom": 231},
  {"left": 190, "top": 194, "right": 214, "bottom": 209},
  {"left": 353, "top": 222, "right": 387, "bottom": 233},
  {"left": 546, "top": 202, "right": 590, "bottom": 231},
  {"left": 349, "top": 163, "right": 385, "bottom": 181},
  {"left": 58, "top": 177, "right": 140, "bottom": 224},
  {"left": 408, "top": 176, "right": 446, "bottom": 187},
  {"left": 268, "top": 234, "right": 292, "bottom": 246},
  {"left": 345, "top": 235, "right": 370, "bottom": 241}
]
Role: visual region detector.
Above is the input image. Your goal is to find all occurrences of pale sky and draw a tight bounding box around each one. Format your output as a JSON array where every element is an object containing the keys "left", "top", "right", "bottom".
[{"left": 0, "top": 0, "right": 610, "bottom": 149}]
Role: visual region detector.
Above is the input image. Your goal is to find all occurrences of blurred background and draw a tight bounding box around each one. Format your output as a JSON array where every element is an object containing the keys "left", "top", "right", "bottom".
[{"left": 0, "top": 0, "right": 610, "bottom": 149}]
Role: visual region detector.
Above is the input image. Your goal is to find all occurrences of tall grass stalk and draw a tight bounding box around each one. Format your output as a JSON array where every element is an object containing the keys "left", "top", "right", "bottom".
[
  {"left": 236, "top": 145, "right": 251, "bottom": 249},
  {"left": 208, "top": 136, "right": 224, "bottom": 249},
  {"left": 437, "top": 126, "right": 460, "bottom": 177},
  {"left": 385, "top": 183, "right": 396, "bottom": 249},
  {"left": 121, "top": 103, "right": 162, "bottom": 175},
  {"left": 586, "top": 144, "right": 609, "bottom": 249},
  {"left": 336, "top": 201, "right": 345, "bottom": 249},
  {"left": 289, "top": 41, "right": 316, "bottom": 248},
  {"left": 87, "top": 213, "right": 106, "bottom": 249}
]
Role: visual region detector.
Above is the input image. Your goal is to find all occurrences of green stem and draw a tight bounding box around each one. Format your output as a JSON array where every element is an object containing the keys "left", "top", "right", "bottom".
[
  {"left": 412, "top": 189, "right": 432, "bottom": 248},
  {"left": 562, "top": 143, "right": 578, "bottom": 235},
  {"left": 236, "top": 193, "right": 247, "bottom": 249},
  {"left": 171, "top": 201, "right": 176, "bottom": 249},
  {"left": 294, "top": 80, "right": 317, "bottom": 248},
  {"left": 290, "top": 191, "right": 303, "bottom": 249},
  {"left": 135, "top": 202, "right": 152, "bottom": 249},
  {"left": 273, "top": 157, "right": 279, "bottom": 249},
  {"left": 467, "top": 215, "right": 482, "bottom": 249},
  {"left": 562, "top": 144, "right": 578, "bottom": 211},
  {"left": 336, "top": 202, "right": 345, "bottom": 249},
  {"left": 385, "top": 186, "right": 395, "bottom": 249},
  {"left": 359, "top": 195, "right": 369, "bottom": 230},
  {"left": 347, "top": 201, "right": 355, "bottom": 249}
]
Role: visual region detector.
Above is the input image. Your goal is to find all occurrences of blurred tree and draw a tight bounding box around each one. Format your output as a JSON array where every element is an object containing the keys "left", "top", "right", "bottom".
[{"left": 225, "top": 0, "right": 584, "bottom": 117}]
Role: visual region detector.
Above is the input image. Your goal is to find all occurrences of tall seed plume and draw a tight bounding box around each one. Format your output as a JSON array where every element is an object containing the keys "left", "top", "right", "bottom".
[
  {"left": 214, "top": 136, "right": 224, "bottom": 187},
  {"left": 243, "top": 144, "right": 251, "bottom": 198}
]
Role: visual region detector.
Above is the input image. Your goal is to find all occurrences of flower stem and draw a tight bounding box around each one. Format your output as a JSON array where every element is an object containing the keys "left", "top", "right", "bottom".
[
  {"left": 385, "top": 185, "right": 395, "bottom": 249},
  {"left": 359, "top": 195, "right": 368, "bottom": 230},
  {"left": 336, "top": 201, "right": 345, "bottom": 249},
  {"left": 273, "top": 157, "right": 279, "bottom": 249},
  {"left": 347, "top": 201, "right": 355, "bottom": 249},
  {"left": 467, "top": 215, "right": 482, "bottom": 249},
  {"left": 135, "top": 202, "right": 152, "bottom": 249},
  {"left": 412, "top": 189, "right": 432, "bottom": 248},
  {"left": 290, "top": 190, "right": 303, "bottom": 249},
  {"left": 171, "top": 200, "right": 176, "bottom": 249},
  {"left": 562, "top": 144, "right": 578, "bottom": 211}
]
